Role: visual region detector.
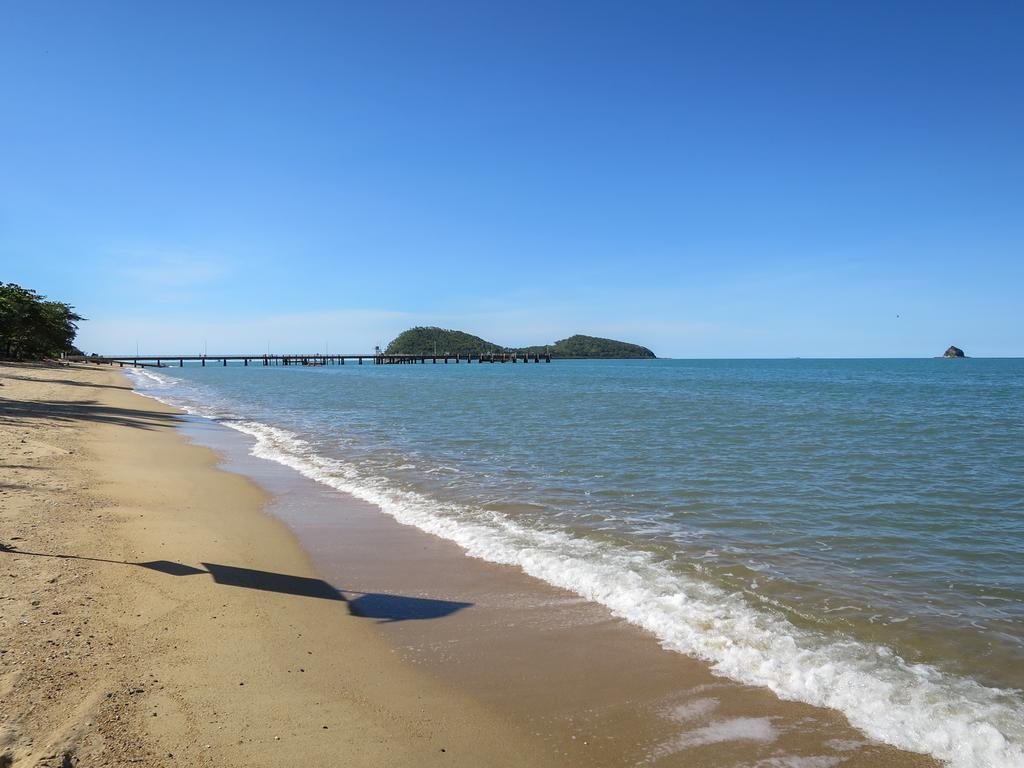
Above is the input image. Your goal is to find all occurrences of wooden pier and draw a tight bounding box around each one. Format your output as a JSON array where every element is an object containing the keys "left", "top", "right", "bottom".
[{"left": 64, "top": 352, "right": 552, "bottom": 368}]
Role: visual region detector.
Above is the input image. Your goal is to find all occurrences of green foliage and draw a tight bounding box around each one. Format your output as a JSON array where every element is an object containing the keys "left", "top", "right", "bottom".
[
  {"left": 0, "top": 282, "right": 85, "bottom": 360},
  {"left": 385, "top": 327, "right": 655, "bottom": 358},
  {"left": 522, "top": 334, "right": 656, "bottom": 359},
  {"left": 385, "top": 327, "right": 505, "bottom": 356}
]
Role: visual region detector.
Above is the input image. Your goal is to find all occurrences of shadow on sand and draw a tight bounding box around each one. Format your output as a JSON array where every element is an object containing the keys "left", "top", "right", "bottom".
[
  {"left": 0, "top": 370, "right": 132, "bottom": 391},
  {"left": 0, "top": 546, "right": 472, "bottom": 623},
  {"left": 0, "top": 398, "right": 180, "bottom": 431}
]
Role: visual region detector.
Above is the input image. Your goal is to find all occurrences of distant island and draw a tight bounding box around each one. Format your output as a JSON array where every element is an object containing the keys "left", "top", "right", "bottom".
[
  {"left": 385, "top": 327, "right": 656, "bottom": 359},
  {"left": 943, "top": 345, "right": 966, "bottom": 358}
]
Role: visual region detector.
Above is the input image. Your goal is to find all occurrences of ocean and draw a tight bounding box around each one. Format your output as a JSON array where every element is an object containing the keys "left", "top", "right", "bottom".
[{"left": 127, "top": 358, "right": 1024, "bottom": 767}]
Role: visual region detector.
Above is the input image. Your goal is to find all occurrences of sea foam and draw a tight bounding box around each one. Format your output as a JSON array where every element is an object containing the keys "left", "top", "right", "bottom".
[{"left": 125, "top": 368, "right": 1024, "bottom": 768}]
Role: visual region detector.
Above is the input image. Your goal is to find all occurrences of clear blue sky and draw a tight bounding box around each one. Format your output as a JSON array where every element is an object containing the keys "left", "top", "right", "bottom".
[{"left": 2, "top": 1, "right": 1022, "bottom": 357}]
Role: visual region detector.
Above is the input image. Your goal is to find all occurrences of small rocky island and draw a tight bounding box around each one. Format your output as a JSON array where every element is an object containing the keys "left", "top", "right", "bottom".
[{"left": 943, "top": 346, "right": 966, "bottom": 358}]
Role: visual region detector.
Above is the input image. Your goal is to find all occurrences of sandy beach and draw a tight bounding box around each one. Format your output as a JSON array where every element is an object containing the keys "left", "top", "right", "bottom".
[
  {"left": 1, "top": 362, "right": 940, "bottom": 767},
  {"left": 0, "top": 362, "right": 558, "bottom": 767}
]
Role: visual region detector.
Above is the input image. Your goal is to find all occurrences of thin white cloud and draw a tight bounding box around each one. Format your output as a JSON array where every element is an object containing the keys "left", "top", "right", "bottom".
[{"left": 112, "top": 249, "right": 232, "bottom": 289}]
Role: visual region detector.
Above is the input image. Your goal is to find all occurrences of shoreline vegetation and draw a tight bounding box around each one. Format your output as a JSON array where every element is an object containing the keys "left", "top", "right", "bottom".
[
  {"left": 384, "top": 327, "right": 657, "bottom": 359},
  {"left": 0, "top": 282, "right": 83, "bottom": 360}
]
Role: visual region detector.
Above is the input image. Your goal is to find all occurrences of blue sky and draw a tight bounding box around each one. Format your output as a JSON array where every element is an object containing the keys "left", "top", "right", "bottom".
[{"left": 2, "top": 1, "right": 1022, "bottom": 357}]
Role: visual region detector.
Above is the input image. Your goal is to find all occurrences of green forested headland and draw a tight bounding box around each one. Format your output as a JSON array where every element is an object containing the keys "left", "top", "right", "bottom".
[
  {"left": 385, "top": 327, "right": 504, "bottom": 357},
  {"left": 0, "top": 282, "right": 84, "bottom": 360},
  {"left": 520, "top": 334, "right": 656, "bottom": 358},
  {"left": 385, "top": 327, "right": 655, "bottom": 358}
]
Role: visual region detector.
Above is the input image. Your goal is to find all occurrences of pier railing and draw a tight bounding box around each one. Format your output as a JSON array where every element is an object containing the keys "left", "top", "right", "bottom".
[{"left": 63, "top": 352, "right": 552, "bottom": 368}]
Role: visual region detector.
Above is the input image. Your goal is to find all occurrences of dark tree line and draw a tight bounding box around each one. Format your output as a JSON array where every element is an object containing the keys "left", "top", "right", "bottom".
[{"left": 0, "top": 282, "right": 84, "bottom": 359}]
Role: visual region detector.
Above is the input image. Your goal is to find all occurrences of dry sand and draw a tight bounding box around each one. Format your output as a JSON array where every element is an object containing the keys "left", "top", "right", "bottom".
[
  {"left": 0, "top": 362, "right": 555, "bottom": 767},
  {"left": 0, "top": 362, "right": 940, "bottom": 768}
]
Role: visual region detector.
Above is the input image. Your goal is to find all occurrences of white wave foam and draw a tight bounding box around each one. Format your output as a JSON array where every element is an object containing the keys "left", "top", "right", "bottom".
[
  {"left": 676, "top": 717, "right": 778, "bottom": 748},
  {"left": 666, "top": 697, "right": 720, "bottom": 722},
  {"left": 643, "top": 716, "right": 777, "bottom": 764},
  {"left": 745, "top": 758, "right": 843, "bottom": 768},
  {"left": 124, "top": 373, "right": 1024, "bottom": 768},
  {"left": 125, "top": 366, "right": 176, "bottom": 389}
]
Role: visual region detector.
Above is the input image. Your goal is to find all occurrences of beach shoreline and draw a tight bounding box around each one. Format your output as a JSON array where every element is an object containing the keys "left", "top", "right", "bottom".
[
  {"left": 0, "top": 362, "right": 559, "bottom": 767},
  {"left": 1, "top": 362, "right": 940, "bottom": 767}
]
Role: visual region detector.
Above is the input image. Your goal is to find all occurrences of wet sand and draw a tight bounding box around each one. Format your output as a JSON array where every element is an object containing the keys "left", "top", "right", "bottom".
[{"left": 0, "top": 362, "right": 939, "bottom": 767}]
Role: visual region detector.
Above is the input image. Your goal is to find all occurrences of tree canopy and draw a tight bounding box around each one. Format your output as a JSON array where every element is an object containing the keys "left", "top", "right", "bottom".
[
  {"left": 0, "top": 282, "right": 84, "bottom": 359},
  {"left": 520, "top": 334, "right": 656, "bottom": 359},
  {"left": 386, "top": 327, "right": 504, "bottom": 356}
]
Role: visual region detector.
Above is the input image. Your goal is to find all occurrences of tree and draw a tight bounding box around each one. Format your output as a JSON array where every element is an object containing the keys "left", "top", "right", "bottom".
[{"left": 0, "top": 282, "right": 85, "bottom": 359}]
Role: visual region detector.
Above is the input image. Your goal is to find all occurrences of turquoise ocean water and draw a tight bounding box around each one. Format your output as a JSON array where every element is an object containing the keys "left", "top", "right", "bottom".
[{"left": 128, "top": 358, "right": 1024, "bottom": 767}]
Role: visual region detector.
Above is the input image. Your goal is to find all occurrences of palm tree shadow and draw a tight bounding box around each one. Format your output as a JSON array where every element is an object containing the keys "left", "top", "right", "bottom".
[
  {"left": 0, "top": 397, "right": 180, "bottom": 431},
  {"left": 1, "top": 548, "right": 472, "bottom": 623},
  {"left": 0, "top": 372, "right": 131, "bottom": 391}
]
